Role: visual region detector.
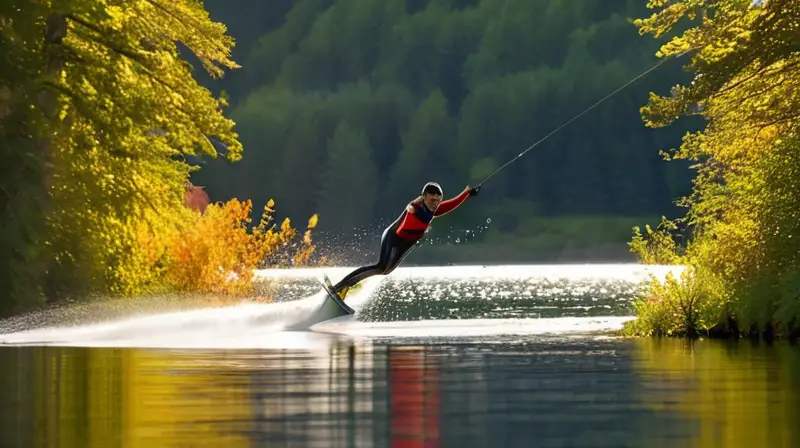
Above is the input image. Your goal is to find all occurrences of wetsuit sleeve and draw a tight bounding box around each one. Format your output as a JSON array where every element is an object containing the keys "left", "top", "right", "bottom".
[{"left": 434, "top": 189, "right": 471, "bottom": 217}]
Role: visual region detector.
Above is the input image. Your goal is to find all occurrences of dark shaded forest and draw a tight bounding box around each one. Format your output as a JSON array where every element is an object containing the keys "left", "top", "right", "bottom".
[{"left": 190, "top": 0, "right": 698, "bottom": 264}]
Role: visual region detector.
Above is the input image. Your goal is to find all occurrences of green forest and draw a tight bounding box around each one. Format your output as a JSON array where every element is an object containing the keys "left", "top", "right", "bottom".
[
  {"left": 191, "top": 0, "right": 697, "bottom": 265},
  {"left": 1, "top": 0, "right": 799, "bottom": 340}
]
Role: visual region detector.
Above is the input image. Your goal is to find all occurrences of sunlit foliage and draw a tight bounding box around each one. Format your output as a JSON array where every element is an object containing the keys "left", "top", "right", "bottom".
[
  {"left": 626, "top": 0, "right": 800, "bottom": 341},
  {"left": 0, "top": 0, "right": 317, "bottom": 315},
  {"left": 165, "top": 199, "right": 319, "bottom": 296}
]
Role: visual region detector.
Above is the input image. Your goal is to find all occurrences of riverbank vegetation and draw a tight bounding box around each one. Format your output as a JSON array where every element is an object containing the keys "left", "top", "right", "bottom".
[
  {"left": 0, "top": 1, "right": 318, "bottom": 317},
  {"left": 623, "top": 0, "right": 800, "bottom": 342}
]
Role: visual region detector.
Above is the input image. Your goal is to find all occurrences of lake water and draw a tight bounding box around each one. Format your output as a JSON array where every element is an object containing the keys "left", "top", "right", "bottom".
[{"left": 1, "top": 264, "right": 798, "bottom": 447}]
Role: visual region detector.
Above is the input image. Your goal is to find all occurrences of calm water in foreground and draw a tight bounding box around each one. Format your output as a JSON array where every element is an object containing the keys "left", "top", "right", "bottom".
[{"left": 0, "top": 265, "right": 798, "bottom": 447}]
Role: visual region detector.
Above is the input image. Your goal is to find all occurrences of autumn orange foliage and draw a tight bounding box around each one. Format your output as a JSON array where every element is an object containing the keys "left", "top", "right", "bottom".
[{"left": 163, "top": 198, "right": 319, "bottom": 296}]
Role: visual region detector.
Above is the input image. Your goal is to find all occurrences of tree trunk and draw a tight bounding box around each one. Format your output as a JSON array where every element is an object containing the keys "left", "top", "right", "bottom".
[
  {"left": 38, "top": 13, "right": 68, "bottom": 303},
  {"left": 38, "top": 13, "right": 67, "bottom": 186}
]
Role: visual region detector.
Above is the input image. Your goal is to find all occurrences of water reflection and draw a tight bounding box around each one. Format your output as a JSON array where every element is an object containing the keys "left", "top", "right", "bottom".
[
  {"left": 0, "top": 338, "right": 798, "bottom": 447},
  {"left": 386, "top": 347, "right": 441, "bottom": 447},
  {"left": 630, "top": 339, "right": 800, "bottom": 448}
]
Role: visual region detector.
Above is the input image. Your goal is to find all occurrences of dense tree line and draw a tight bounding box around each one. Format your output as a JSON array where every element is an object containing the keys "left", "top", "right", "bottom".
[{"left": 192, "top": 0, "right": 698, "bottom": 262}]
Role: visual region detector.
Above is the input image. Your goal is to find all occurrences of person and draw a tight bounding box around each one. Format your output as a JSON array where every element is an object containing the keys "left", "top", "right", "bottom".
[{"left": 332, "top": 181, "right": 481, "bottom": 296}]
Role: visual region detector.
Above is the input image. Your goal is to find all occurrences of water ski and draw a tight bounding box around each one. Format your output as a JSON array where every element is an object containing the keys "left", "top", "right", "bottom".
[
  {"left": 317, "top": 274, "right": 354, "bottom": 315},
  {"left": 284, "top": 274, "right": 354, "bottom": 331}
]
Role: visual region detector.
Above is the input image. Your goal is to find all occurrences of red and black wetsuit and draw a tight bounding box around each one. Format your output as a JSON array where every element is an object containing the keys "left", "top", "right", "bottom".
[{"left": 332, "top": 189, "right": 472, "bottom": 293}]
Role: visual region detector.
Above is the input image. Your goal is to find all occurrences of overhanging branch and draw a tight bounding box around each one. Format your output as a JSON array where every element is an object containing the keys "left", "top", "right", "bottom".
[
  {"left": 142, "top": 0, "right": 229, "bottom": 58},
  {"left": 713, "top": 58, "right": 800, "bottom": 98},
  {"left": 66, "top": 18, "right": 197, "bottom": 115},
  {"left": 59, "top": 14, "right": 230, "bottom": 159}
]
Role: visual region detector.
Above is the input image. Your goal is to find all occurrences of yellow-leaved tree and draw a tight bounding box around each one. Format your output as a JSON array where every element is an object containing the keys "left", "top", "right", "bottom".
[
  {"left": 0, "top": 0, "right": 319, "bottom": 315},
  {"left": 626, "top": 0, "right": 800, "bottom": 340}
]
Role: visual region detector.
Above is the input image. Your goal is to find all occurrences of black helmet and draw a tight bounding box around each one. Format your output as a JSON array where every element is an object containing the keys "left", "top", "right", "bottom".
[{"left": 421, "top": 182, "right": 442, "bottom": 196}]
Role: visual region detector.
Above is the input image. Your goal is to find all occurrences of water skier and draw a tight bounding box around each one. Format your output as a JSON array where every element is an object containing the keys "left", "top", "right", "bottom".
[{"left": 332, "top": 182, "right": 480, "bottom": 296}]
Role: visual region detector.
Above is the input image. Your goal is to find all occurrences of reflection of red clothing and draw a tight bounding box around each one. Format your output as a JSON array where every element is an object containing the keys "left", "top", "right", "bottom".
[
  {"left": 395, "top": 190, "right": 471, "bottom": 241},
  {"left": 184, "top": 184, "right": 210, "bottom": 213},
  {"left": 389, "top": 349, "right": 440, "bottom": 448}
]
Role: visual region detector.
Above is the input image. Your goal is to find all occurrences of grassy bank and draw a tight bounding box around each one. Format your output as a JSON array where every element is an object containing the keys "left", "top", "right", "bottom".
[{"left": 621, "top": 222, "right": 800, "bottom": 344}]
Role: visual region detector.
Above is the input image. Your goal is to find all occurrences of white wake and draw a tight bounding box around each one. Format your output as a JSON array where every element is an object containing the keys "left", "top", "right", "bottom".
[{"left": 0, "top": 264, "right": 677, "bottom": 348}]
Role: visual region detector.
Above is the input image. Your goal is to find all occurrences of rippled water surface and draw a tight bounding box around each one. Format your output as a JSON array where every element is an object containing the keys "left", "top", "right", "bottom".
[{"left": 0, "top": 265, "right": 798, "bottom": 447}]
